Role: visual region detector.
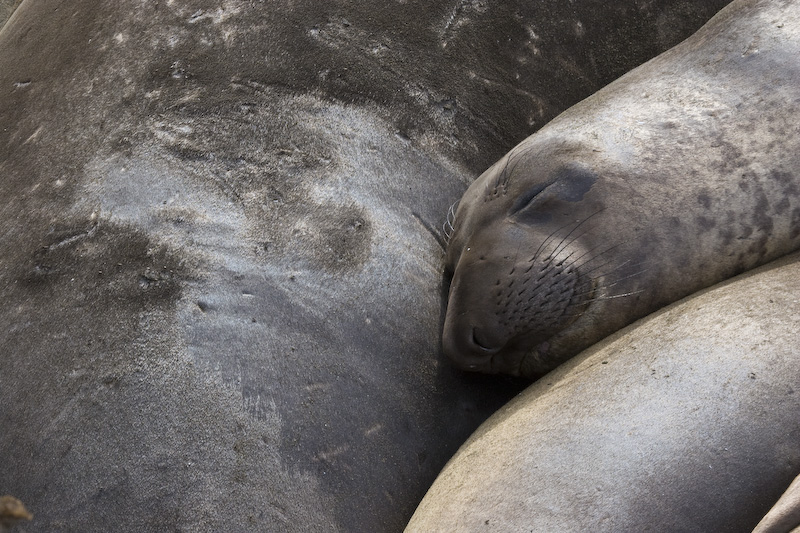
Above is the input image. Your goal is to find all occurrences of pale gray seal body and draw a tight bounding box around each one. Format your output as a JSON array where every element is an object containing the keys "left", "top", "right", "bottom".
[
  {"left": 410, "top": 251, "right": 800, "bottom": 531},
  {"left": 443, "top": 0, "right": 800, "bottom": 377}
]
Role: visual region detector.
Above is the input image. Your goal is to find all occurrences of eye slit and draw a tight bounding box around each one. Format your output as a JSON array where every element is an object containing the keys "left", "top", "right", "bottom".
[{"left": 510, "top": 182, "right": 549, "bottom": 214}]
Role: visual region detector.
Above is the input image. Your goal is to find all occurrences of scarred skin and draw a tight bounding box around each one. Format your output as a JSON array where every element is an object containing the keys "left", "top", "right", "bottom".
[{"left": 443, "top": 0, "right": 800, "bottom": 378}]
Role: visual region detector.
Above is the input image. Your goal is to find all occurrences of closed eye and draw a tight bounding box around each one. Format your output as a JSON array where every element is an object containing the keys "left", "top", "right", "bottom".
[
  {"left": 510, "top": 164, "right": 598, "bottom": 215},
  {"left": 510, "top": 181, "right": 553, "bottom": 214}
]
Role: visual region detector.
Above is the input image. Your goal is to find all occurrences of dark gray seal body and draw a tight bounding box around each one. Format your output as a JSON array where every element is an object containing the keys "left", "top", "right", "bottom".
[
  {"left": 443, "top": 0, "right": 800, "bottom": 377},
  {"left": 0, "top": 0, "right": 730, "bottom": 531},
  {"left": 410, "top": 252, "right": 800, "bottom": 531}
]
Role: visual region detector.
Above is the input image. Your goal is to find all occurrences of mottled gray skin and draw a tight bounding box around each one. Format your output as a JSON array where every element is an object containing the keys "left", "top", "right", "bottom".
[
  {"left": 443, "top": 0, "right": 800, "bottom": 378},
  {"left": 0, "top": 0, "right": 730, "bottom": 531},
  {"left": 410, "top": 252, "right": 800, "bottom": 532}
]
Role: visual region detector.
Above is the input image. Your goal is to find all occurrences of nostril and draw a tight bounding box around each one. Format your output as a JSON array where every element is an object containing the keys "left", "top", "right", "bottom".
[
  {"left": 471, "top": 328, "right": 488, "bottom": 349},
  {"left": 471, "top": 327, "right": 501, "bottom": 354}
]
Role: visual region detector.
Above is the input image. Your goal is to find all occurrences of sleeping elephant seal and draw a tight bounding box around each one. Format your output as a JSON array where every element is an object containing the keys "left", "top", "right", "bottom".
[
  {"left": 442, "top": 0, "right": 800, "bottom": 377},
  {"left": 0, "top": 0, "right": 731, "bottom": 531},
  {"left": 409, "top": 251, "right": 800, "bottom": 532}
]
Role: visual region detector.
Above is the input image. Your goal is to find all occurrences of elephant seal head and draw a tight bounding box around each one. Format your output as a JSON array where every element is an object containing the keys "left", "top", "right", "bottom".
[{"left": 442, "top": 142, "right": 613, "bottom": 376}]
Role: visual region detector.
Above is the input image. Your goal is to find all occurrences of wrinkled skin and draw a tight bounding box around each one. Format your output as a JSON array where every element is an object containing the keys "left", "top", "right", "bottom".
[{"left": 443, "top": 0, "right": 800, "bottom": 378}]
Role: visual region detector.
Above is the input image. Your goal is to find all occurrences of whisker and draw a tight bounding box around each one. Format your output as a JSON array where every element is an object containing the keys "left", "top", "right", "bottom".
[
  {"left": 586, "top": 258, "right": 644, "bottom": 280},
  {"left": 568, "top": 242, "right": 630, "bottom": 273},
  {"left": 545, "top": 209, "right": 605, "bottom": 263},
  {"left": 502, "top": 146, "right": 528, "bottom": 188},
  {"left": 565, "top": 264, "right": 647, "bottom": 301},
  {"left": 565, "top": 286, "right": 596, "bottom": 301},
  {"left": 561, "top": 288, "right": 645, "bottom": 319},
  {"left": 448, "top": 200, "right": 459, "bottom": 223},
  {"left": 497, "top": 155, "right": 512, "bottom": 189},
  {"left": 442, "top": 200, "right": 459, "bottom": 243},
  {"left": 575, "top": 256, "right": 627, "bottom": 279},
  {"left": 529, "top": 218, "right": 581, "bottom": 264},
  {"left": 560, "top": 241, "right": 615, "bottom": 272},
  {"left": 531, "top": 209, "right": 607, "bottom": 269},
  {"left": 564, "top": 273, "right": 639, "bottom": 305},
  {"left": 549, "top": 226, "right": 599, "bottom": 267},
  {"left": 496, "top": 143, "right": 527, "bottom": 189},
  {"left": 492, "top": 146, "right": 523, "bottom": 194},
  {"left": 551, "top": 248, "right": 579, "bottom": 268},
  {"left": 560, "top": 311, "right": 587, "bottom": 320},
  {"left": 595, "top": 266, "right": 650, "bottom": 291},
  {"left": 591, "top": 290, "right": 646, "bottom": 301}
]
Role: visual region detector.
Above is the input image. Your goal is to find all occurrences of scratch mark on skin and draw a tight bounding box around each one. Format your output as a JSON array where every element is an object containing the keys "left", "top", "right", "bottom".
[
  {"left": 316, "top": 445, "right": 351, "bottom": 463},
  {"left": 23, "top": 126, "right": 44, "bottom": 145},
  {"left": 441, "top": 0, "right": 488, "bottom": 48},
  {"left": 364, "top": 424, "right": 383, "bottom": 437},
  {"left": 47, "top": 223, "right": 99, "bottom": 251},
  {"left": 187, "top": 4, "right": 241, "bottom": 25},
  {"left": 305, "top": 382, "right": 332, "bottom": 393},
  {"left": 442, "top": 1, "right": 464, "bottom": 35},
  {"left": 467, "top": 71, "right": 547, "bottom": 108}
]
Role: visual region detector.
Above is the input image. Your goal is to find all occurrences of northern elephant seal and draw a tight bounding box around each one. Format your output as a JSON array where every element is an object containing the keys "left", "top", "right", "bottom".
[
  {"left": 442, "top": 0, "right": 800, "bottom": 377},
  {"left": 410, "top": 251, "right": 800, "bottom": 532},
  {"left": 0, "top": 0, "right": 729, "bottom": 531}
]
